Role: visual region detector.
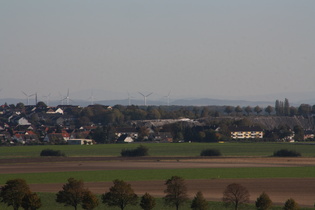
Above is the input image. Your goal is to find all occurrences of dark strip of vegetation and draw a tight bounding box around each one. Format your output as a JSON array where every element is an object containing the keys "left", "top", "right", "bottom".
[
  {"left": 200, "top": 148, "right": 222, "bottom": 156},
  {"left": 273, "top": 149, "right": 301, "bottom": 157},
  {"left": 40, "top": 149, "right": 65, "bottom": 157},
  {"left": 121, "top": 145, "right": 149, "bottom": 157}
]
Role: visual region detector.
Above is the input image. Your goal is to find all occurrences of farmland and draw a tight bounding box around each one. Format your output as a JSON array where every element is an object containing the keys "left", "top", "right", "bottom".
[{"left": 1, "top": 142, "right": 315, "bottom": 209}]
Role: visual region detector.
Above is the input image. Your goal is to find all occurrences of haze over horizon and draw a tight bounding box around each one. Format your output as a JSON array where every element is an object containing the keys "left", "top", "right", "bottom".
[{"left": 1, "top": 1, "right": 315, "bottom": 104}]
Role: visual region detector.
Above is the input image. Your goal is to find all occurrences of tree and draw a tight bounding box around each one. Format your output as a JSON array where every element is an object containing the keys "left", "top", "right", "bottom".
[
  {"left": 22, "top": 192, "right": 42, "bottom": 210},
  {"left": 293, "top": 125, "right": 304, "bottom": 141},
  {"left": 244, "top": 106, "right": 252, "bottom": 116},
  {"left": 140, "top": 193, "right": 156, "bottom": 210},
  {"left": 222, "top": 183, "right": 250, "bottom": 210},
  {"left": 265, "top": 106, "right": 273, "bottom": 115},
  {"left": 254, "top": 106, "right": 262, "bottom": 115},
  {"left": 234, "top": 106, "right": 243, "bottom": 115},
  {"left": 0, "top": 179, "right": 31, "bottom": 210},
  {"left": 283, "top": 198, "right": 299, "bottom": 210},
  {"left": 56, "top": 178, "right": 88, "bottom": 210},
  {"left": 163, "top": 176, "right": 188, "bottom": 210},
  {"left": 16, "top": 102, "right": 25, "bottom": 110},
  {"left": 298, "top": 104, "right": 311, "bottom": 117},
  {"left": 224, "top": 106, "right": 234, "bottom": 115},
  {"left": 191, "top": 191, "right": 208, "bottom": 210},
  {"left": 289, "top": 106, "right": 298, "bottom": 116},
  {"left": 284, "top": 98, "right": 290, "bottom": 116},
  {"left": 102, "top": 179, "right": 138, "bottom": 210},
  {"left": 81, "top": 190, "right": 99, "bottom": 210},
  {"left": 200, "top": 107, "right": 210, "bottom": 118},
  {"left": 255, "top": 192, "right": 272, "bottom": 210}
]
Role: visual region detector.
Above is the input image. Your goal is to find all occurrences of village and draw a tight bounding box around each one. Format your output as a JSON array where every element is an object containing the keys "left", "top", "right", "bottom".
[{"left": 0, "top": 100, "right": 314, "bottom": 146}]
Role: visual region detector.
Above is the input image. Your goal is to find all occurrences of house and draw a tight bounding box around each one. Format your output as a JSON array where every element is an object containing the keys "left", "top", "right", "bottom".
[
  {"left": 154, "top": 130, "right": 173, "bottom": 142},
  {"left": 116, "top": 134, "right": 134, "bottom": 143},
  {"left": 304, "top": 130, "right": 314, "bottom": 140},
  {"left": 43, "top": 133, "right": 66, "bottom": 144},
  {"left": 67, "top": 139, "right": 94, "bottom": 145},
  {"left": 116, "top": 127, "right": 138, "bottom": 140},
  {"left": 229, "top": 126, "right": 263, "bottom": 139},
  {"left": 9, "top": 115, "right": 31, "bottom": 126}
]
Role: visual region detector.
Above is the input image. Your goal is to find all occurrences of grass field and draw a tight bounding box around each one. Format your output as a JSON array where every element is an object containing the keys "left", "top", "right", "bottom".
[
  {"left": 0, "top": 193, "right": 311, "bottom": 210},
  {"left": 1, "top": 167, "right": 315, "bottom": 185},
  {"left": 1, "top": 142, "right": 315, "bottom": 158}
]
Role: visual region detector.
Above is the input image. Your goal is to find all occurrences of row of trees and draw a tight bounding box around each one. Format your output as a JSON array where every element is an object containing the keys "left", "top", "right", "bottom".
[
  {"left": 5, "top": 100, "right": 315, "bottom": 128},
  {"left": 0, "top": 177, "right": 301, "bottom": 210}
]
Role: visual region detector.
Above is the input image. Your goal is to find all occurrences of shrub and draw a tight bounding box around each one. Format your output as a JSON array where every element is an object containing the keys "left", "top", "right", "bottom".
[
  {"left": 121, "top": 145, "right": 149, "bottom": 157},
  {"left": 40, "top": 149, "right": 65, "bottom": 157},
  {"left": 273, "top": 149, "right": 301, "bottom": 157},
  {"left": 200, "top": 149, "right": 221, "bottom": 156}
]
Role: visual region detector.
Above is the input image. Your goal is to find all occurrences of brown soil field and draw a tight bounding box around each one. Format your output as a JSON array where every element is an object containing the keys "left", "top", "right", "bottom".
[{"left": 1, "top": 156, "right": 315, "bottom": 207}]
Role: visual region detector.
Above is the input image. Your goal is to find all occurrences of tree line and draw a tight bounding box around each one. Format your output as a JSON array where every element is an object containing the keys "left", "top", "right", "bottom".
[{"left": 0, "top": 177, "right": 301, "bottom": 210}]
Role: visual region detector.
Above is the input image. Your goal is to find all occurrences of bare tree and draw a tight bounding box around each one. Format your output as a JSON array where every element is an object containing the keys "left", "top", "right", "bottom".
[
  {"left": 222, "top": 183, "right": 250, "bottom": 210},
  {"left": 163, "top": 176, "right": 188, "bottom": 210}
]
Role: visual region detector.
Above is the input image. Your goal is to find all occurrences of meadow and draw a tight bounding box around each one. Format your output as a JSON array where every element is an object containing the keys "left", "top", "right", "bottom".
[{"left": 1, "top": 142, "right": 315, "bottom": 158}]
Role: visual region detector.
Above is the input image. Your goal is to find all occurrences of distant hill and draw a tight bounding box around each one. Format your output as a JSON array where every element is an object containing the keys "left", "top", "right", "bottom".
[
  {"left": 171, "top": 98, "right": 274, "bottom": 107},
  {"left": 0, "top": 97, "right": 274, "bottom": 107}
]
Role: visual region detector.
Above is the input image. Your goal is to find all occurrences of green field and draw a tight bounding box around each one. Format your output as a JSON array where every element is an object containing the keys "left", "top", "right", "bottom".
[
  {"left": 1, "top": 167, "right": 315, "bottom": 185},
  {"left": 1, "top": 142, "right": 315, "bottom": 158}
]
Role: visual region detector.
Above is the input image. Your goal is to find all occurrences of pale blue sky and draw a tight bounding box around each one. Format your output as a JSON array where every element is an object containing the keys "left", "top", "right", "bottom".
[{"left": 1, "top": 1, "right": 315, "bottom": 102}]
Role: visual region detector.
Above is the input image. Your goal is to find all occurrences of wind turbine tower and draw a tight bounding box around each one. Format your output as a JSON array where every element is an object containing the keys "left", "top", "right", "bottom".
[{"left": 139, "top": 92, "right": 153, "bottom": 106}]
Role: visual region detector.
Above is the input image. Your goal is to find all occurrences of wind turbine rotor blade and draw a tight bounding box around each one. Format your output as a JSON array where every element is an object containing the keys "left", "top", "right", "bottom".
[
  {"left": 138, "top": 92, "right": 145, "bottom": 97},
  {"left": 146, "top": 92, "right": 153, "bottom": 97}
]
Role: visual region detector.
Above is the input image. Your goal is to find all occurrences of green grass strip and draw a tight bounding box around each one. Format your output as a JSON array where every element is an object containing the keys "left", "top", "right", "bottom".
[
  {"left": 2, "top": 142, "right": 315, "bottom": 158},
  {"left": 1, "top": 167, "right": 315, "bottom": 185}
]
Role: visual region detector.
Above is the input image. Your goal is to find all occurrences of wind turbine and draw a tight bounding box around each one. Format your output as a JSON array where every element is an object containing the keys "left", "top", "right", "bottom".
[
  {"left": 138, "top": 92, "right": 153, "bottom": 106},
  {"left": 62, "top": 89, "right": 73, "bottom": 105},
  {"left": 22, "top": 91, "right": 35, "bottom": 105},
  {"left": 88, "top": 90, "right": 96, "bottom": 105},
  {"left": 164, "top": 90, "right": 171, "bottom": 106},
  {"left": 127, "top": 91, "right": 135, "bottom": 106}
]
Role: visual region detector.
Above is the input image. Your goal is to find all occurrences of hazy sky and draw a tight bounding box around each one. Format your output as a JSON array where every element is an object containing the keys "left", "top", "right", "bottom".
[{"left": 1, "top": 1, "right": 315, "bottom": 102}]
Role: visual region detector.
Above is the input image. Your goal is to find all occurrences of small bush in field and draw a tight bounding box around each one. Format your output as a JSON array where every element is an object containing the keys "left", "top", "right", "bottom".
[
  {"left": 121, "top": 145, "right": 149, "bottom": 157},
  {"left": 40, "top": 149, "right": 65, "bottom": 157},
  {"left": 200, "top": 149, "right": 221, "bottom": 156},
  {"left": 273, "top": 149, "right": 301, "bottom": 157}
]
